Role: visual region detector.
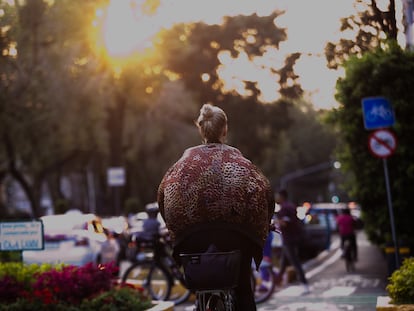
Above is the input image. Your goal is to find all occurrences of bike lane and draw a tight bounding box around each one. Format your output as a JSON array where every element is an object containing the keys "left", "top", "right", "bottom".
[{"left": 257, "top": 230, "right": 388, "bottom": 311}]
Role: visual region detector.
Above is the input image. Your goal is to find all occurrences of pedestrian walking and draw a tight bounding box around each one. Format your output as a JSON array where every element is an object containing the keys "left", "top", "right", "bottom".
[{"left": 275, "top": 189, "right": 310, "bottom": 294}]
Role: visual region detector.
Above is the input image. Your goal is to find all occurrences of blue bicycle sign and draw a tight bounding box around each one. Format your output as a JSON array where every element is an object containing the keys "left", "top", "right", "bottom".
[{"left": 362, "top": 97, "right": 395, "bottom": 130}]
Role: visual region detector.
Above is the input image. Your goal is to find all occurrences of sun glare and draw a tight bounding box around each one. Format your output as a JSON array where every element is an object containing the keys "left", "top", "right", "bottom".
[{"left": 102, "top": 0, "right": 156, "bottom": 58}]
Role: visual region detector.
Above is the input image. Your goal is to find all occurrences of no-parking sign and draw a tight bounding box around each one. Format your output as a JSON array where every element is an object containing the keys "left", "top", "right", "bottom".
[{"left": 368, "top": 129, "right": 397, "bottom": 158}]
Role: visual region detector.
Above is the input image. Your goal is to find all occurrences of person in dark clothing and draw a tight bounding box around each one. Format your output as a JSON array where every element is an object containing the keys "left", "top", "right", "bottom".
[
  {"left": 135, "top": 203, "right": 161, "bottom": 241},
  {"left": 336, "top": 207, "right": 358, "bottom": 261},
  {"left": 275, "top": 189, "right": 310, "bottom": 294}
]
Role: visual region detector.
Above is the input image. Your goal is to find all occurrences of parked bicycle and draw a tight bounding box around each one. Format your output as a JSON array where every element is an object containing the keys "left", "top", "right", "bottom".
[{"left": 121, "top": 233, "right": 191, "bottom": 305}]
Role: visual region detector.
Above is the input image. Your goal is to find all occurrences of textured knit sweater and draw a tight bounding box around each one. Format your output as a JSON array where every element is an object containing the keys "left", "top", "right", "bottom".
[{"left": 157, "top": 143, "right": 274, "bottom": 250}]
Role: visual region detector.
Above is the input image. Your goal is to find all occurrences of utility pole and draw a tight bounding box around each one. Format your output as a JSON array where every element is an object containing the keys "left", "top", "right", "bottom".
[{"left": 403, "top": 0, "right": 414, "bottom": 48}]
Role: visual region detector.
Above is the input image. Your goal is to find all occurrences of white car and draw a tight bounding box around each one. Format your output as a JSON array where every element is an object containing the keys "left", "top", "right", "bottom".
[{"left": 23, "top": 212, "right": 119, "bottom": 266}]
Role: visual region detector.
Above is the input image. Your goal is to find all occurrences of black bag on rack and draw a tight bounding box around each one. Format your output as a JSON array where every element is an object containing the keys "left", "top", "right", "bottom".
[{"left": 179, "top": 244, "right": 241, "bottom": 290}]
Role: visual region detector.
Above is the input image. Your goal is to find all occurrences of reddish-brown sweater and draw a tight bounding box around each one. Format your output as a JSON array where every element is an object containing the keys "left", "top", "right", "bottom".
[{"left": 157, "top": 143, "right": 274, "bottom": 251}]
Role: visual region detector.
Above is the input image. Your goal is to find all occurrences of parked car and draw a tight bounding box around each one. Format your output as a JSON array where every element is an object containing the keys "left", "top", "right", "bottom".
[
  {"left": 300, "top": 221, "right": 330, "bottom": 260},
  {"left": 23, "top": 211, "right": 120, "bottom": 266}
]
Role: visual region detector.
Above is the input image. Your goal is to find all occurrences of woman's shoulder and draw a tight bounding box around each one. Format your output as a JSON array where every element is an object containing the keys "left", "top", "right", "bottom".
[
  {"left": 222, "top": 144, "right": 251, "bottom": 161},
  {"left": 178, "top": 145, "right": 204, "bottom": 159}
]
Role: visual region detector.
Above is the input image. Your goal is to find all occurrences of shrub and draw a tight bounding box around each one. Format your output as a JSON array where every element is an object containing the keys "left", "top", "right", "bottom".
[
  {"left": 387, "top": 257, "right": 414, "bottom": 304},
  {"left": 80, "top": 285, "right": 152, "bottom": 311},
  {"left": 31, "top": 263, "right": 116, "bottom": 305},
  {"left": 0, "top": 262, "right": 58, "bottom": 302},
  {"left": 0, "top": 262, "right": 152, "bottom": 310}
]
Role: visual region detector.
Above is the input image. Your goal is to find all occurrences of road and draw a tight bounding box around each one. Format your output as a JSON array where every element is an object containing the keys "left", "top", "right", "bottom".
[{"left": 175, "top": 230, "right": 389, "bottom": 311}]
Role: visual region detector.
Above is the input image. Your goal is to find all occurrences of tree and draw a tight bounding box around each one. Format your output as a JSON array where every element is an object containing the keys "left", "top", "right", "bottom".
[
  {"left": 276, "top": 100, "right": 338, "bottom": 203},
  {"left": 325, "top": 0, "right": 398, "bottom": 69},
  {"left": 333, "top": 43, "right": 414, "bottom": 249},
  {"left": 151, "top": 12, "right": 307, "bottom": 183},
  {"left": 0, "top": 1, "right": 339, "bottom": 216},
  {"left": 156, "top": 11, "right": 303, "bottom": 105},
  {"left": 323, "top": 0, "right": 413, "bottom": 247},
  {"left": 0, "top": 0, "right": 110, "bottom": 216}
]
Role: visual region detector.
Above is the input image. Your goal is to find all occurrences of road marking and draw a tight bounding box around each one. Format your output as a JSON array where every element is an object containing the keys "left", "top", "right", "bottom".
[
  {"left": 275, "top": 285, "right": 309, "bottom": 297},
  {"left": 306, "top": 248, "right": 342, "bottom": 279},
  {"left": 322, "top": 286, "right": 356, "bottom": 297},
  {"left": 259, "top": 302, "right": 343, "bottom": 311}
]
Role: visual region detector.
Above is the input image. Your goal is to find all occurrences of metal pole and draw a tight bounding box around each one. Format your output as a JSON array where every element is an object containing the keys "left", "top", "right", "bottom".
[
  {"left": 87, "top": 167, "right": 96, "bottom": 214},
  {"left": 405, "top": 0, "right": 414, "bottom": 48},
  {"left": 279, "top": 161, "right": 334, "bottom": 189},
  {"left": 383, "top": 158, "right": 400, "bottom": 268},
  {"left": 114, "top": 186, "right": 120, "bottom": 216}
]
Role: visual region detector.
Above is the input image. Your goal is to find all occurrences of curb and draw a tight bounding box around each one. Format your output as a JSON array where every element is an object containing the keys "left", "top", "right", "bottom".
[
  {"left": 147, "top": 301, "right": 175, "bottom": 311},
  {"left": 376, "top": 296, "right": 414, "bottom": 311}
]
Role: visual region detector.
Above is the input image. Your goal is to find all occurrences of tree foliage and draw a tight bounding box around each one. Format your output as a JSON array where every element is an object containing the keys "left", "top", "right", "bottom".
[
  {"left": 0, "top": 0, "right": 337, "bottom": 216},
  {"left": 333, "top": 43, "right": 414, "bottom": 248},
  {"left": 325, "top": 0, "right": 398, "bottom": 69},
  {"left": 155, "top": 11, "right": 303, "bottom": 104},
  {"left": 0, "top": 0, "right": 110, "bottom": 216}
]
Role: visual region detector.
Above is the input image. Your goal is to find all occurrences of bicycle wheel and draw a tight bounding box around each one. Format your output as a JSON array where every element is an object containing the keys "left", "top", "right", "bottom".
[
  {"left": 166, "top": 256, "right": 192, "bottom": 305},
  {"left": 206, "top": 293, "right": 226, "bottom": 311},
  {"left": 252, "top": 262, "right": 276, "bottom": 304},
  {"left": 165, "top": 267, "right": 192, "bottom": 305},
  {"left": 343, "top": 241, "right": 355, "bottom": 273},
  {"left": 197, "top": 290, "right": 235, "bottom": 311},
  {"left": 122, "top": 261, "right": 172, "bottom": 301}
]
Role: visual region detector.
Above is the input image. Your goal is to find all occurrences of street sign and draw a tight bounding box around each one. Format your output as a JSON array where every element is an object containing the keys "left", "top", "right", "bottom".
[
  {"left": 107, "top": 167, "right": 125, "bottom": 186},
  {"left": 0, "top": 221, "right": 44, "bottom": 251},
  {"left": 362, "top": 97, "right": 395, "bottom": 130},
  {"left": 368, "top": 129, "right": 397, "bottom": 158}
]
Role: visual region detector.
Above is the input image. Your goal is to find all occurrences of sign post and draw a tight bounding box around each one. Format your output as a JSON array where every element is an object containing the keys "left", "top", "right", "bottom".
[
  {"left": 107, "top": 167, "right": 126, "bottom": 215},
  {"left": 367, "top": 127, "right": 399, "bottom": 269},
  {"left": 0, "top": 220, "right": 44, "bottom": 251},
  {"left": 363, "top": 96, "right": 399, "bottom": 269},
  {"left": 362, "top": 97, "right": 395, "bottom": 130}
]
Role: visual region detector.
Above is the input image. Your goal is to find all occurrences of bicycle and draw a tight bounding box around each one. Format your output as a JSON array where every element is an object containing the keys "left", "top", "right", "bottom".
[
  {"left": 251, "top": 259, "right": 278, "bottom": 303},
  {"left": 250, "top": 225, "right": 282, "bottom": 303},
  {"left": 343, "top": 238, "right": 356, "bottom": 272},
  {"left": 121, "top": 233, "right": 192, "bottom": 305}
]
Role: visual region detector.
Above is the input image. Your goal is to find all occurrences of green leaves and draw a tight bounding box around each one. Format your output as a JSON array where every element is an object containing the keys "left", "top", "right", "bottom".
[
  {"left": 334, "top": 43, "right": 414, "bottom": 248},
  {"left": 387, "top": 258, "right": 414, "bottom": 304}
]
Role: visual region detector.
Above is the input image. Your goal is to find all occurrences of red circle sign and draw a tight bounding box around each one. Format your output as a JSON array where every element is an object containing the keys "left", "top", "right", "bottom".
[{"left": 368, "top": 129, "right": 397, "bottom": 158}]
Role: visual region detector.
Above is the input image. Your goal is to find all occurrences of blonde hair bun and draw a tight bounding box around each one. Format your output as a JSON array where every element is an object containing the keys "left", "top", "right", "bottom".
[{"left": 196, "top": 104, "right": 227, "bottom": 143}]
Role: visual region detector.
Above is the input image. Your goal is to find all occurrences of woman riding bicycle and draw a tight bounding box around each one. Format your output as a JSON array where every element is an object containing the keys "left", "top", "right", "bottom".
[{"left": 157, "top": 103, "right": 274, "bottom": 311}]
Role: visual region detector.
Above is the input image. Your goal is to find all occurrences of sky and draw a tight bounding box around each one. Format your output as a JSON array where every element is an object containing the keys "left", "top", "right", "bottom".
[{"left": 102, "top": 0, "right": 358, "bottom": 110}]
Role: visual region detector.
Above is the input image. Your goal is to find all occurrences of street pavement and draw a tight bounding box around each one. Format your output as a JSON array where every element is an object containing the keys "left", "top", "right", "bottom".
[{"left": 175, "top": 230, "right": 389, "bottom": 311}]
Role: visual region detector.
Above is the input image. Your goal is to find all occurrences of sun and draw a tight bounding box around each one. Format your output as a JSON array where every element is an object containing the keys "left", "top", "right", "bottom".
[{"left": 96, "top": 0, "right": 159, "bottom": 61}]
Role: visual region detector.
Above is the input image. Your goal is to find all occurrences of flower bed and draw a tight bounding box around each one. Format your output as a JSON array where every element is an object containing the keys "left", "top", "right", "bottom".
[{"left": 0, "top": 262, "right": 153, "bottom": 310}]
